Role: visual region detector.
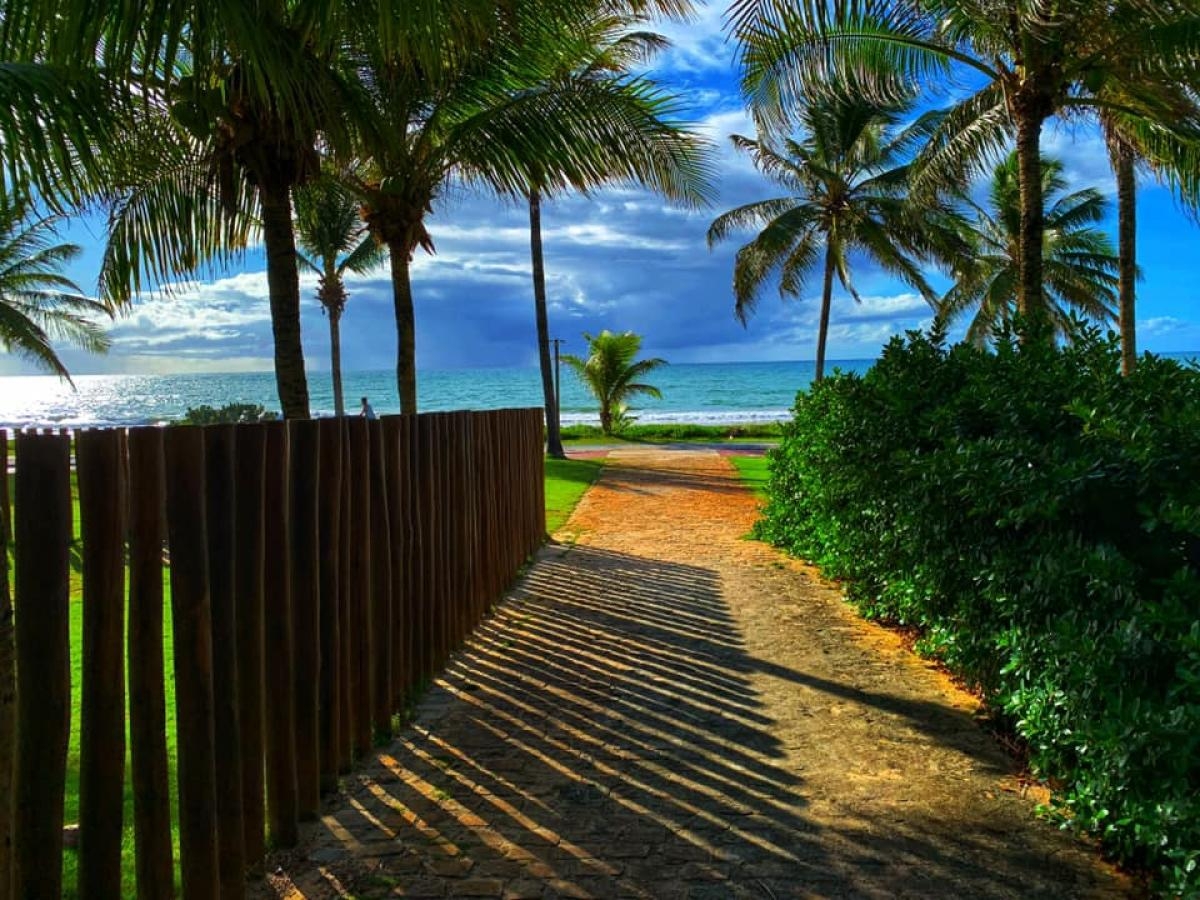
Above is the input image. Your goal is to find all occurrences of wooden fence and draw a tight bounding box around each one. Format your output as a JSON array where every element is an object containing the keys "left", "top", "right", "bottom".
[{"left": 0, "top": 408, "right": 545, "bottom": 900}]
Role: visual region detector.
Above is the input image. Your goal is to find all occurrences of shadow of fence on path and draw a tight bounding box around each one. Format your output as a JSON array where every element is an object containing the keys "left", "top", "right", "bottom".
[{"left": 271, "top": 544, "right": 1123, "bottom": 900}]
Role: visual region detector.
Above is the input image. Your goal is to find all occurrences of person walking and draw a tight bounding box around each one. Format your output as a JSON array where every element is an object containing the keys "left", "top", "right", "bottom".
[{"left": 360, "top": 396, "right": 377, "bottom": 420}]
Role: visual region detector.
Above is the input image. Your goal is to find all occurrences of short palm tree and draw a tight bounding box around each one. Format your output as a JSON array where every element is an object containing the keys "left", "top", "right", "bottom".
[
  {"left": 294, "top": 173, "right": 385, "bottom": 417},
  {"left": 707, "top": 97, "right": 962, "bottom": 381},
  {"left": 937, "top": 153, "right": 1119, "bottom": 345},
  {"left": 564, "top": 330, "right": 666, "bottom": 435},
  {"left": 0, "top": 198, "right": 111, "bottom": 382}
]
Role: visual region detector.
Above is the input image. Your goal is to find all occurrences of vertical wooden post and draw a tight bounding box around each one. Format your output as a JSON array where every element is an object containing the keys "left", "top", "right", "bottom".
[
  {"left": 0, "top": 430, "right": 13, "bottom": 900},
  {"left": 369, "top": 419, "right": 393, "bottom": 739},
  {"left": 76, "top": 428, "right": 128, "bottom": 898},
  {"left": 233, "top": 424, "right": 267, "bottom": 865},
  {"left": 163, "top": 426, "right": 221, "bottom": 900},
  {"left": 382, "top": 417, "right": 406, "bottom": 708},
  {"left": 428, "top": 414, "right": 446, "bottom": 672},
  {"left": 400, "top": 416, "right": 420, "bottom": 696},
  {"left": 289, "top": 420, "right": 321, "bottom": 818},
  {"left": 347, "top": 417, "right": 373, "bottom": 756},
  {"left": 533, "top": 409, "right": 546, "bottom": 551},
  {"left": 337, "top": 419, "right": 354, "bottom": 771},
  {"left": 203, "top": 424, "right": 245, "bottom": 898},
  {"left": 127, "top": 427, "right": 175, "bottom": 900},
  {"left": 446, "top": 414, "right": 459, "bottom": 651},
  {"left": 12, "top": 432, "right": 71, "bottom": 900},
  {"left": 477, "top": 413, "right": 496, "bottom": 604},
  {"left": 436, "top": 414, "right": 452, "bottom": 666},
  {"left": 453, "top": 414, "right": 470, "bottom": 645},
  {"left": 462, "top": 415, "right": 480, "bottom": 625},
  {"left": 317, "top": 418, "right": 343, "bottom": 791},
  {"left": 262, "top": 422, "right": 298, "bottom": 847},
  {"left": 415, "top": 415, "right": 434, "bottom": 683}
]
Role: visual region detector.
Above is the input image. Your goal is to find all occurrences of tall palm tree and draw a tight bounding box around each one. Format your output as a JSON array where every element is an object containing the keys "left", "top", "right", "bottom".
[
  {"left": 0, "top": 198, "right": 111, "bottom": 381},
  {"left": 93, "top": 10, "right": 360, "bottom": 419},
  {"left": 937, "top": 153, "right": 1119, "bottom": 345},
  {"left": 347, "top": 14, "right": 712, "bottom": 414},
  {"left": 729, "top": 0, "right": 1200, "bottom": 341},
  {"left": 1086, "top": 80, "right": 1200, "bottom": 373},
  {"left": 525, "top": 17, "right": 699, "bottom": 459},
  {"left": 294, "top": 173, "right": 385, "bottom": 417},
  {"left": 563, "top": 330, "right": 666, "bottom": 435},
  {"left": 11, "top": 1, "right": 618, "bottom": 419},
  {"left": 707, "top": 98, "right": 963, "bottom": 381}
]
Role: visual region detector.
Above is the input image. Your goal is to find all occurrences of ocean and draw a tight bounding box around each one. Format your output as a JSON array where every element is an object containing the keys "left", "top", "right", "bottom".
[{"left": 0, "top": 360, "right": 876, "bottom": 429}]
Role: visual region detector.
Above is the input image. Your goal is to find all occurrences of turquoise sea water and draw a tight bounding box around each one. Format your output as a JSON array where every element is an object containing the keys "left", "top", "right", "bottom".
[{"left": 0, "top": 360, "right": 875, "bottom": 429}]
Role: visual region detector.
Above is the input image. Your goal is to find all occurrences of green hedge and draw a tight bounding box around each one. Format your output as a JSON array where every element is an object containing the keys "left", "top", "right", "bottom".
[{"left": 757, "top": 329, "right": 1200, "bottom": 894}]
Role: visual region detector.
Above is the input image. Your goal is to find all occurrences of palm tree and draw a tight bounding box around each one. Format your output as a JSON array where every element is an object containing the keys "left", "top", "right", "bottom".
[
  {"left": 1086, "top": 79, "right": 1200, "bottom": 373},
  {"left": 11, "top": 1, "right": 615, "bottom": 419},
  {"left": 563, "top": 330, "right": 666, "bottom": 435},
  {"left": 707, "top": 97, "right": 963, "bottom": 381},
  {"left": 525, "top": 17, "right": 702, "bottom": 459},
  {"left": 294, "top": 173, "right": 385, "bottom": 417},
  {"left": 0, "top": 198, "right": 111, "bottom": 381},
  {"left": 729, "top": 0, "right": 1200, "bottom": 341},
  {"left": 937, "top": 153, "right": 1118, "bottom": 345},
  {"left": 93, "top": 10, "right": 359, "bottom": 420},
  {"left": 347, "top": 14, "right": 713, "bottom": 414}
]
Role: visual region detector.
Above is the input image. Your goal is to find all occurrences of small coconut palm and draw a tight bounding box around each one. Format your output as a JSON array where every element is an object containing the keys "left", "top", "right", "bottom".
[
  {"left": 563, "top": 330, "right": 666, "bottom": 435},
  {"left": 937, "top": 152, "right": 1119, "bottom": 344},
  {"left": 294, "top": 172, "right": 385, "bottom": 417},
  {"left": 0, "top": 197, "right": 111, "bottom": 382}
]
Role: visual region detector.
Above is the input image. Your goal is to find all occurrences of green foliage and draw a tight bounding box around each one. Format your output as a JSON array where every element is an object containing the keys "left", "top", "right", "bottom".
[
  {"left": 707, "top": 95, "right": 965, "bottom": 380},
  {"left": 939, "top": 152, "right": 1119, "bottom": 345},
  {"left": 758, "top": 328, "right": 1200, "bottom": 894},
  {"left": 563, "top": 330, "right": 667, "bottom": 435},
  {"left": 178, "top": 402, "right": 278, "bottom": 425},
  {"left": 0, "top": 196, "right": 112, "bottom": 382}
]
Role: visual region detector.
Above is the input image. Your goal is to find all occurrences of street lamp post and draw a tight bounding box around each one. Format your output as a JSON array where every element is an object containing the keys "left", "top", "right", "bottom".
[{"left": 551, "top": 337, "right": 564, "bottom": 438}]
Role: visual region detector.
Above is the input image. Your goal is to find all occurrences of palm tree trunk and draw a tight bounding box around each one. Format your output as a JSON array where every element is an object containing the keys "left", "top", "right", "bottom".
[
  {"left": 815, "top": 243, "right": 836, "bottom": 382},
  {"left": 329, "top": 305, "right": 345, "bottom": 417},
  {"left": 530, "top": 189, "right": 564, "bottom": 458},
  {"left": 260, "top": 177, "right": 311, "bottom": 419},
  {"left": 1115, "top": 141, "right": 1138, "bottom": 375},
  {"left": 388, "top": 243, "right": 418, "bottom": 415},
  {"left": 1014, "top": 109, "right": 1047, "bottom": 342}
]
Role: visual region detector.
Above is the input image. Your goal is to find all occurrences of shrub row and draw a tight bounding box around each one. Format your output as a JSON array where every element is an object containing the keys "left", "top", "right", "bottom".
[{"left": 757, "top": 329, "right": 1200, "bottom": 894}]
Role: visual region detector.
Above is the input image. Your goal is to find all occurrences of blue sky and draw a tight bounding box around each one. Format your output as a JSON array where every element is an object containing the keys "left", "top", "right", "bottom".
[{"left": 11, "top": 4, "right": 1200, "bottom": 377}]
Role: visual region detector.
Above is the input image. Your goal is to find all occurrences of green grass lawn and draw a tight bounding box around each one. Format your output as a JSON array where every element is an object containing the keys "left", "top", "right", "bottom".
[
  {"left": 728, "top": 454, "right": 771, "bottom": 499},
  {"left": 544, "top": 456, "right": 604, "bottom": 532},
  {"left": 19, "top": 459, "right": 601, "bottom": 894}
]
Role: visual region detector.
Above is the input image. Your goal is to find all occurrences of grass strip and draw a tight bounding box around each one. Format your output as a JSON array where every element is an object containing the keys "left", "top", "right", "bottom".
[{"left": 728, "top": 454, "right": 771, "bottom": 499}]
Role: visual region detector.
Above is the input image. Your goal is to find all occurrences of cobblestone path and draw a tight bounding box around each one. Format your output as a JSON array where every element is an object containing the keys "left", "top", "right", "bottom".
[{"left": 259, "top": 447, "right": 1129, "bottom": 899}]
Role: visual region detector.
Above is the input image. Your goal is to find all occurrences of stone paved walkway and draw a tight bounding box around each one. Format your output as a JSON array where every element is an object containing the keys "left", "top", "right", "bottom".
[{"left": 259, "top": 448, "right": 1130, "bottom": 899}]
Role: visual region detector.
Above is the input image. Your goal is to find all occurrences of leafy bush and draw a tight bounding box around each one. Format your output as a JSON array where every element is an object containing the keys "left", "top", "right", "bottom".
[
  {"left": 758, "top": 327, "right": 1200, "bottom": 894},
  {"left": 178, "top": 402, "right": 279, "bottom": 425}
]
